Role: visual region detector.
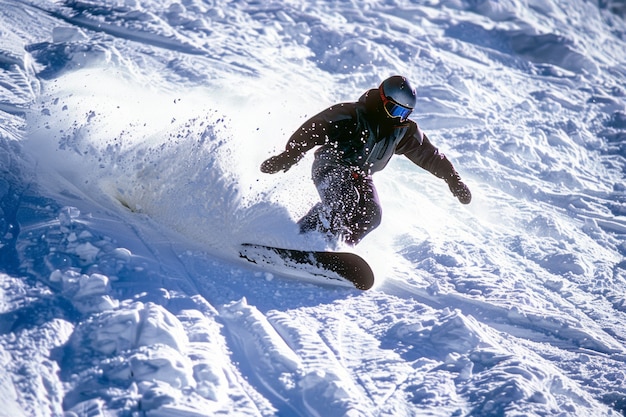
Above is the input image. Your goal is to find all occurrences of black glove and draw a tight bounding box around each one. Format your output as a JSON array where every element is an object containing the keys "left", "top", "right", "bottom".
[
  {"left": 446, "top": 173, "right": 472, "bottom": 204},
  {"left": 260, "top": 151, "right": 299, "bottom": 174}
]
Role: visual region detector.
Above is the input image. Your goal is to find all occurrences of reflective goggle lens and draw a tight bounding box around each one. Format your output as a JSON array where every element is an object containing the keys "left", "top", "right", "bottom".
[
  {"left": 384, "top": 101, "right": 412, "bottom": 121},
  {"left": 380, "top": 87, "right": 413, "bottom": 121}
]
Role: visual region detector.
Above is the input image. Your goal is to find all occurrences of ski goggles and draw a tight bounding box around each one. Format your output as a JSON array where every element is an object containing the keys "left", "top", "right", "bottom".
[{"left": 380, "top": 88, "right": 413, "bottom": 121}]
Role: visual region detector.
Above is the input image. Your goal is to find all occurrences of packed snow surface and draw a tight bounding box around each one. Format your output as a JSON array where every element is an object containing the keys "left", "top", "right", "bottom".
[{"left": 1, "top": 0, "right": 625, "bottom": 416}]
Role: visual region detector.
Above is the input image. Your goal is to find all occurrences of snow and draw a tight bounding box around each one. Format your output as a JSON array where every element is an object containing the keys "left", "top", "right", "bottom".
[{"left": 1, "top": 0, "right": 625, "bottom": 415}]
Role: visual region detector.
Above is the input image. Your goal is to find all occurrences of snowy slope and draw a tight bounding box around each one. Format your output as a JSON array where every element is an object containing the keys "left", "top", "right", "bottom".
[{"left": 1, "top": 0, "right": 625, "bottom": 416}]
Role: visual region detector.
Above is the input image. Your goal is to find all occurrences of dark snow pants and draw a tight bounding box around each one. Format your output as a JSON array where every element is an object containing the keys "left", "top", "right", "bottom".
[{"left": 297, "top": 158, "right": 382, "bottom": 246}]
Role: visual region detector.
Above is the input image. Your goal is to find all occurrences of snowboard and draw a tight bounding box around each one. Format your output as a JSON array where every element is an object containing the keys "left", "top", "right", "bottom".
[{"left": 239, "top": 243, "right": 374, "bottom": 290}]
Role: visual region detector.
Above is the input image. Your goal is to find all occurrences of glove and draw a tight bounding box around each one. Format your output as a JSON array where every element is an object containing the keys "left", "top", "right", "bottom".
[
  {"left": 446, "top": 173, "right": 472, "bottom": 204},
  {"left": 260, "top": 151, "right": 299, "bottom": 174}
]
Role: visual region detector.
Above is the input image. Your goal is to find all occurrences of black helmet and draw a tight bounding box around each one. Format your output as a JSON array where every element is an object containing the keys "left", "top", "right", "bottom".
[{"left": 379, "top": 76, "right": 416, "bottom": 122}]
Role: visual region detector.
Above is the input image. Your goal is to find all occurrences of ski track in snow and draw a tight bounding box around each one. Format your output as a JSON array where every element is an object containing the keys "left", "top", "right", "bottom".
[{"left": 1, "top": 0, "right": 626, "bottom": 416}]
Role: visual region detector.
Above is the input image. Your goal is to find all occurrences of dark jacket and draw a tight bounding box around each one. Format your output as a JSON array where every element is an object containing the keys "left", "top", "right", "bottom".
[{"left": 282, "top": 89, "right": 456, "bottom": 179}]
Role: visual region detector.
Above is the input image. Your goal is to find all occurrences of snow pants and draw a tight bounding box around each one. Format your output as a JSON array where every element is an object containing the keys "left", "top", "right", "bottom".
[{"left": 297, "top": 158, "right": 382, "bottom": 246}]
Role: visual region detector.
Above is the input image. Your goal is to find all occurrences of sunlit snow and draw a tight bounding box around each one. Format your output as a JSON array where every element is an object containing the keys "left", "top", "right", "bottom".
[{"left": 1, "top": 0, "right": 625, "bottom": 416}]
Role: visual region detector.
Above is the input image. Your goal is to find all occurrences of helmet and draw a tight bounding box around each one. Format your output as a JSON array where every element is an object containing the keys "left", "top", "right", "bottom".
[{"left": 379, "top": 76, "right": 416, "bottom": 121}]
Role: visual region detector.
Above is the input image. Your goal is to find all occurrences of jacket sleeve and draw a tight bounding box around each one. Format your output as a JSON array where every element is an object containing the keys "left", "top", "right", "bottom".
[
  {"left": 282, "top": 104, "right": 355, "bottom": 157},
  {"left": 395, "top": 122, "right": 456, "bottom": 179}
]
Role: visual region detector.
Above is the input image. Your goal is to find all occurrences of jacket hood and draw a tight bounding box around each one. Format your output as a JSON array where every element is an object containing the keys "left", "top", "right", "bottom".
[{"left": 359, "top": 88, "right": 382, "bottom": 112}]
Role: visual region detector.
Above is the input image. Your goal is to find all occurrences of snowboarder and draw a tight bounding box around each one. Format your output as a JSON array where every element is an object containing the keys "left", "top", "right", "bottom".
[{"left": 260, "top": 75, "right": 472, "bottom": 246}]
